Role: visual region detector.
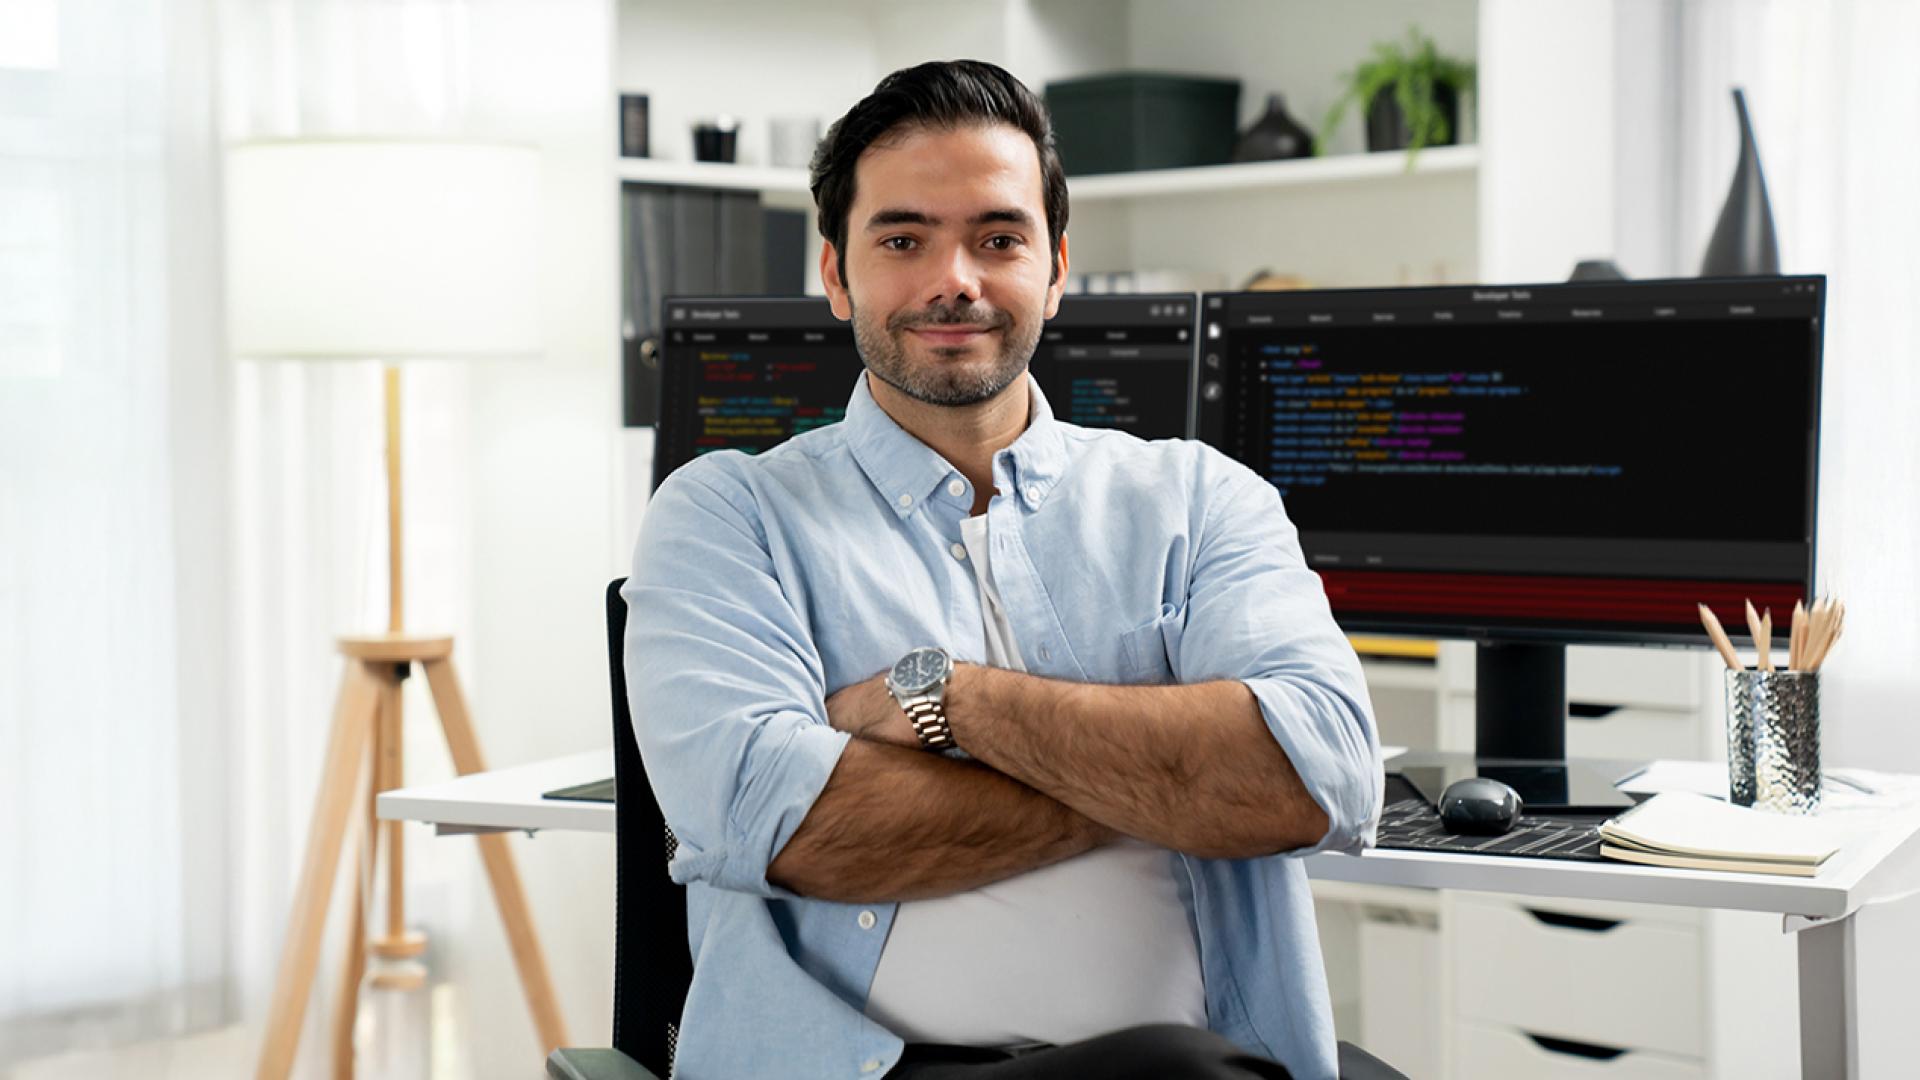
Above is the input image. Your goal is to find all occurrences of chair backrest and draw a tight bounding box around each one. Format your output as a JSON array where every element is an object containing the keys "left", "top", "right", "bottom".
[{"left": 606, "top": 577, "right": 694, "bottom": 1078}]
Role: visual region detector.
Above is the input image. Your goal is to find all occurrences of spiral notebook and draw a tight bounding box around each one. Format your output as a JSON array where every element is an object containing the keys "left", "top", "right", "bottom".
[{"left": 1598, "top": 792, "right": 1847, "bottom": 876}]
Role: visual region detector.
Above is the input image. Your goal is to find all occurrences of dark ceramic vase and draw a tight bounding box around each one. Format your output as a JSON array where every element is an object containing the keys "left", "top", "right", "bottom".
[
  {"left": 1232, "top": 94, "right": 1316, "bottom": 162},
  {"left": 1700, "top": 87, "right": 1780, "bottom": 276},
  {"left": 1365, "top": 83, "right": 1459, "bottom": 152}
]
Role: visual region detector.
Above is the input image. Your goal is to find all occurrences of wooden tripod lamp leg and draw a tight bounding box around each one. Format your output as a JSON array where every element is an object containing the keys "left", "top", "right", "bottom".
[
  {"left": 256, "top": 661, "right": 382, "bottom": 1080},
  {"left": 329, "top": 706, "right": 383, "bottom": 1080},
  {"left": 421, "top": 657, "right": 571, "bottom": 1052},
  {"left": 370, "top": 665, "right": 425, "bottom": 964}
]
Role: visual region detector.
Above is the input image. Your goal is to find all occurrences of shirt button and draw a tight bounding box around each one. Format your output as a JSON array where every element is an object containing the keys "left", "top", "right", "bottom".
[
  {"left": 947, "top": 478, "right": 966, "bottom": 497},
  {"left": 861, "top": 1061, "right": 882, "bottom": 1073},
  {"left": 896, "top": 493, "right": 913, "bottom": 508},
  {"left": 950, "top": 542, "right": 968, "bottom": 562},
  {"left": 1025, "top": 484, "right": 1042, "bottom": 504},
  {"left": 857, "top": 910, "right": 877, "bottom": 930},
  {"left": 1037, "top": 644, "right": 1052, "bottom": 663}
]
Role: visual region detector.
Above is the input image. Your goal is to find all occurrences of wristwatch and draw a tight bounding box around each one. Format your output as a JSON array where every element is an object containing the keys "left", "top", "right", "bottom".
[{"left": 886, "top": 646, "right": 956, "bottom": 752}]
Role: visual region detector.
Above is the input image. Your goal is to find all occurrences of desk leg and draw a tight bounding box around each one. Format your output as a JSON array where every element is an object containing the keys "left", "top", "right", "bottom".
[{"left": 1799, "top": 891, "right": 1920, "bottom": 1078}]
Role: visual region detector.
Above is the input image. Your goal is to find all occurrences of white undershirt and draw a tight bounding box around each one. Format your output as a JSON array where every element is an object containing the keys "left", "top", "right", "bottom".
[{"left": 862, "top": 513, "right": 1207, "bottom": 1048}]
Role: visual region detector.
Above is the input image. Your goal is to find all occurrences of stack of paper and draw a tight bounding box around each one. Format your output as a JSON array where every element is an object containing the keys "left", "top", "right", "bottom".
[{"left": 1599, "top": 793, "right": 1848, "bottom": 877}]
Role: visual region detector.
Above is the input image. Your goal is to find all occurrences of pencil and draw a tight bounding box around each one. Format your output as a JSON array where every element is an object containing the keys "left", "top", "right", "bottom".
[
  {"left": 1747, "top": 600, "right": 1771, "bottom": 673},
  {"left": 1809, "top": 598, "right": 1846, "bottom": 671},
  {"left": 1789, "top": 599, "right": 1808, "bottom": 670},
  {"left": 1699, "top": 603, "right": 1744, "bottom": 671}
]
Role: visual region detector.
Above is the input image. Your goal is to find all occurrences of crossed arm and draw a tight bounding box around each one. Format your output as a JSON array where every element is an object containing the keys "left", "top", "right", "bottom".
[{"left": 765, "top": 665, "right": 1330, "bottom": 902}]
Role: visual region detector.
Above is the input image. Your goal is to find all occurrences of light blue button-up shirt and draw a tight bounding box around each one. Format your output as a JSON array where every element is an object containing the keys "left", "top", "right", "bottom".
[{"left": 623, "top": 374, "right": 1382, "bottom": 1080}]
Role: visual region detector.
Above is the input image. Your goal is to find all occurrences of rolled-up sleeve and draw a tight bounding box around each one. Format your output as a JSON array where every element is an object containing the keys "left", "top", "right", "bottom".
[
  {"left": 621, "top": 466, "right": 850, "bottom": 897},
  {"left": 1169, "top": 464, "right": 1383, "bottom": 855}
]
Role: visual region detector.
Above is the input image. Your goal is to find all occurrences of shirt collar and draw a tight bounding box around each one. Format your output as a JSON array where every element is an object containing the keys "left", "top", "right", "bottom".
[{"left": 843, "top": 370, "right": 1069, "bottom": 518}]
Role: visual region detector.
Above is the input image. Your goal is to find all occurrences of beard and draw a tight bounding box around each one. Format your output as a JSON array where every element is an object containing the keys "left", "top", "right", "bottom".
[{"left": 852, "top": 296, "right": 1041, "bottom": 408}]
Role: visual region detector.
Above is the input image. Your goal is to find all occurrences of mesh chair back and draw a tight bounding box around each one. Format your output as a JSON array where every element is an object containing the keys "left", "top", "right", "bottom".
[{"left": 607, "top": 578, "right": 694, "bottom": 1078}]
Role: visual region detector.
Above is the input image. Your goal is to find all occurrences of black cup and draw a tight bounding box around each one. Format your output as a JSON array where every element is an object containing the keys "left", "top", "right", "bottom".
[{"left": 693, "top": 122, "right": 738, "bottom": 164}]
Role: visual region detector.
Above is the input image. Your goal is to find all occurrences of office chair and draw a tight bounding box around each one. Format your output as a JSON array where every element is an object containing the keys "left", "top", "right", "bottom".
[{"left": 546, "top": 579, "right": 1408, "bottom": 1080}]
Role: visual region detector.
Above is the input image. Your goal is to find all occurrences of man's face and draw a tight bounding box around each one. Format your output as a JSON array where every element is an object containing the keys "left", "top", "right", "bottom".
[{"left": 821, "top": 122, "right": 1068, "bottom": 408}]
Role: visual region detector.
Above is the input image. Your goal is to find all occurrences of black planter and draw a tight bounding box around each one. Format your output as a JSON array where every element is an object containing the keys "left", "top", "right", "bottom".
[{"left": 1364, "top": 83, "right": 1460, "bottom": 152}]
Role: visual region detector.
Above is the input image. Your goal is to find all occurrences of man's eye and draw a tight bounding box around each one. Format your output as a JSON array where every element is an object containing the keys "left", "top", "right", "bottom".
[
  {"left": 882, "top": 236, "right": 917, "bottom": 252},
  {"left": 986, "top": 235, "right": 1022, "bottom": 251}
]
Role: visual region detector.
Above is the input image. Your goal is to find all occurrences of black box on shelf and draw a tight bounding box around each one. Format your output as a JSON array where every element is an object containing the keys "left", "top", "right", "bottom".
[{"left": 1044, "top": 72, "right": 1241, "bottom": 176}]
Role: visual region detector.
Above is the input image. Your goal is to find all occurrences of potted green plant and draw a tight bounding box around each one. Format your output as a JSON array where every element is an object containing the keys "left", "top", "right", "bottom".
[{"left": 1319, "top": 28, "right": 1476, "bottom": 166}]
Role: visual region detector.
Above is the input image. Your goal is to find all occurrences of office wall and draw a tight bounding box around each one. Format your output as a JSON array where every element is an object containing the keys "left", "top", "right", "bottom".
[{"left": 424, "top": 1, "right": 622, "bottom": 1074}]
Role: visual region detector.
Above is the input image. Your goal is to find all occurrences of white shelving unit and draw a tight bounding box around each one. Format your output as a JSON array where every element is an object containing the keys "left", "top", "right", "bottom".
[{"left": 616, "top": 0, "right": 1483, "bottom": 293}]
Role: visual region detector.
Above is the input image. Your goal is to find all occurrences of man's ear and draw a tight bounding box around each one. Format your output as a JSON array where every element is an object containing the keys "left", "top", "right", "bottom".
[
  {"left": 821, "top": 241, "right": 852, "bottom": 321},
  {"left": 1043, "top": 232, "right": 1070, "bottom": 320}
]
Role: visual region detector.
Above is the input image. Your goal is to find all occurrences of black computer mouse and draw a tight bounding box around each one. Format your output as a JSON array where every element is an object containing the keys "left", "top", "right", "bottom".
[{"left": 1438, "top": 777, "right": 1524, "bottom": 836}]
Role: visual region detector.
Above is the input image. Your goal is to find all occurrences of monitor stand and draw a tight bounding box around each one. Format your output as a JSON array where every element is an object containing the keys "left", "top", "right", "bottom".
[{"left": 1393, "top": 640, "right": 1643, "bottom": 813}]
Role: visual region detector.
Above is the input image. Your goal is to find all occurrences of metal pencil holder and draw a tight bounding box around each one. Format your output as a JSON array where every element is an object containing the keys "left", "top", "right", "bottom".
[{"left": 1724, "top": 669, "right": 1821, "bottom": 814}]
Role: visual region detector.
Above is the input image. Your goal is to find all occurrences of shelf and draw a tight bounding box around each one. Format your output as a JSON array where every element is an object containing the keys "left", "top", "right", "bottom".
[
  {"left": 1068, "top": 144, "right": 1478, "bottom": 202},
  {"left": 617, "top": 157, "right": 812, "bottom": 194},
  {"left": 616, "top": 145, "right": 1478, "bottom": 204}
]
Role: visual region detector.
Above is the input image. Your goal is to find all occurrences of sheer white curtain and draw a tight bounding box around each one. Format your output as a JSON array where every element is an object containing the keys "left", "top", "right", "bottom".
[
  {"left": 1675, "top": 0, "right": 1920, "bottom": 769},
  {"left": 0, "top": 0, "right": 229, "bottom": 1064}
]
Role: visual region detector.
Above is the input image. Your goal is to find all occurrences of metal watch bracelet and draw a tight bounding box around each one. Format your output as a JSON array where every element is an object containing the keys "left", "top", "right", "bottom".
[{"left": 902, "top": 697, "right": 956, "bottom": 752}]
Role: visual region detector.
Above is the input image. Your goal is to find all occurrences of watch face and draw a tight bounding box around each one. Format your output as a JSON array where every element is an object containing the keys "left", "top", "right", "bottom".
[{"left": 890, "top": 647, "right": 950, "bottom": 695}]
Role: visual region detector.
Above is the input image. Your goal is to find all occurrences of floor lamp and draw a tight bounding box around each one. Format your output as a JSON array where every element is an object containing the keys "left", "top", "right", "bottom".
[{"left": 226, "top": 138, "right": 568, "bottom": 1078}]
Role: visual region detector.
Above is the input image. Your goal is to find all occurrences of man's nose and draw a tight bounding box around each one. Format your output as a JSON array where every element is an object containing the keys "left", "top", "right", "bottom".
[{"left": 922, "top": 243, "right": 983, "bottom": 308}]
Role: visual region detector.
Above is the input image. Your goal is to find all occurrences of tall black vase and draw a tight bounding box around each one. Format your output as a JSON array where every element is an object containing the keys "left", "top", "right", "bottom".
[{"left": 1700, "top": 87, "right": 1780, "bottom": 276}]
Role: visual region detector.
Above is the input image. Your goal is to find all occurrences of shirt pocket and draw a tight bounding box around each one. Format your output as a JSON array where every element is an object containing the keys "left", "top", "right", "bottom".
[{"left": 1117, "top": 603, "right": 1182, "bottom": 685}]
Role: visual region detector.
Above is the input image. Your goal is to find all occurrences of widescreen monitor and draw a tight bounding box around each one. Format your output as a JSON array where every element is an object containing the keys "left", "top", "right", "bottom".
[
  {"left": 654, "top": 294, "right": 1199, "bottom": 488},
  {"left": 1198, "top": 276, "right": 1825, "bottom": 764}
]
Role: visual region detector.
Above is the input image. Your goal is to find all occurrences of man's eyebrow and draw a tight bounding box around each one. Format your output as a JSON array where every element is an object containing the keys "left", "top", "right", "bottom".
[
  {"left": 865, "top": 208, "right": 938, "bottom": 230},
  {"left": 863, "top": 207, "right": 1038, "bottom": 230},
  {"left": 970, "top": 208, "right": 1036, "bottom": 228}
]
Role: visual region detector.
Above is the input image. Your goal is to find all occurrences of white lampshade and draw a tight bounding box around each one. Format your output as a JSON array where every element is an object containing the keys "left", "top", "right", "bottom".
[{"left": 225, "top": 138, "right": 542, "bottom": 360}]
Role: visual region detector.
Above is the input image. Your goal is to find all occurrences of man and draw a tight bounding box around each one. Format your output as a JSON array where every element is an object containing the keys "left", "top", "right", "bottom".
[{"left": 624, "top": 60, "right": 1382, "bottom": 1080}]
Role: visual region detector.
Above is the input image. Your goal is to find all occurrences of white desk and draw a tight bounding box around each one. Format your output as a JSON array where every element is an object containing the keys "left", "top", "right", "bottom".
[{"left": 382, "top": 751, "right": 1920, "bottom": 1078}]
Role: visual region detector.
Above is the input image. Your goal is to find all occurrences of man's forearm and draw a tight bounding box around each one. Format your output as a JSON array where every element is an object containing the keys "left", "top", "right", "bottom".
[
  {"left": 950, "top": 668, "right": 1330, "bottom": 858},
  {"left": 766, "top": 736, "right": 1117, "bottom": 903}
]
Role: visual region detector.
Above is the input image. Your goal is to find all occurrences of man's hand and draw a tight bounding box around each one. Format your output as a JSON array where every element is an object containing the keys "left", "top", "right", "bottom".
[{"left": 825, "top": 672, "right": 920, "bottom": 750}]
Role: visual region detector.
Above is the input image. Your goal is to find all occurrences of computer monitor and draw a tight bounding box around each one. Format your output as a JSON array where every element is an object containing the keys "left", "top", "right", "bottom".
[
  {"left": 1197, "top": 276, "right": 1825, "bottom": 767},
  {"left": 1029, "top": 293, "right": 1197, "bottom": 439},
  {"left": 654, "top": 294, "right": 1200, "bottom": 487},
  {"left": 654, "top": 297, "right": 858, "bottom": 490}
]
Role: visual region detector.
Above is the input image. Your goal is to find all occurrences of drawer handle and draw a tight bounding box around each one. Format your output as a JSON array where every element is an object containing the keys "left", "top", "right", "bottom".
[
  {"left": 1525, "top": 1032, "right": 1627, "bottom": 1061},
  {"left": 1525, "top": 908, "right": 1623, "bottom": 933},
  {"left": 1568, "top": 701, "right": 1622, "bottom": 720}
]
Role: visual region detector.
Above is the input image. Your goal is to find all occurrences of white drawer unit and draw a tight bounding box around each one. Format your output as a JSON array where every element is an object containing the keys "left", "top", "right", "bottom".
[
  {"left": 1450, "top": 893, "right": 1704, "bottom": 1059},
  {"left": 1438, "top": 643, "right": 1704, "bottom": 713},
  {"left": 1563, "top": 704, "right": 1705, "bottom": 763},
  {"left": 1455, "top": 1020, "right": 1706, "bottom": 1080},
  {"left": 1440, "top": 697, "right": 1707, "bottom": 763}
]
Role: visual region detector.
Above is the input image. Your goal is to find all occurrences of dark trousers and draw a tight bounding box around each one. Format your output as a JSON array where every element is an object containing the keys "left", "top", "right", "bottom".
[{"left": 885, "top": 1024, "right": 1293, "bottom": 1079}]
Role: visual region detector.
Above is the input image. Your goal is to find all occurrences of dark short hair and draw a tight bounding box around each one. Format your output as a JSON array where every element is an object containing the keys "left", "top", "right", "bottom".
[{"left": 809, "top": 59, "right": 1069, "bottom": 286}]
